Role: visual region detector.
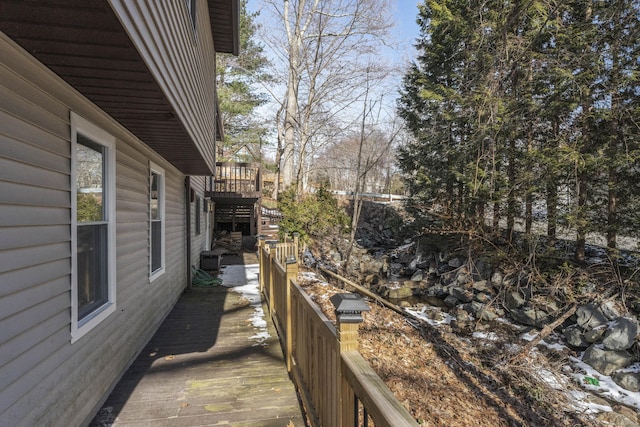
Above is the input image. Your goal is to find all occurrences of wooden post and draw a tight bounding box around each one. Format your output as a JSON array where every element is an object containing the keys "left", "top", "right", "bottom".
[
  {"left": 293, "top": 232, "right": 300, "bottom": 260},
  {"left": 257, "top": 235, "right": 265, "bottom": 292},
  {"left": 285, "top": 256, "right": 298, "bottom": 374},
  {"left": 330, "top": 294, "right": 370, "bottom": 427},
  {"left": 268, "top": 242, "right": 277, "bottom": 315}
]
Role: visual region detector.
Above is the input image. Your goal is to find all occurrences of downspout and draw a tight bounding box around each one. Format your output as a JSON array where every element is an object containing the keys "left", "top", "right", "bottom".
[{"left": 185, "top": 176, "right": 192, "bottom": 291}]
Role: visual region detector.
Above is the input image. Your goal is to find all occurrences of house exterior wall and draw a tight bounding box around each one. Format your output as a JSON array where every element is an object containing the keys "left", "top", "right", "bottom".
[
  {"left": 190, "top": 176, "right": 211, "bottom": 259},
  {"left": 0, "top": 32, "right": 199, "bottom": 426},
  {"left": 109, "top": 0, "right": 219, "bottom": 172}
]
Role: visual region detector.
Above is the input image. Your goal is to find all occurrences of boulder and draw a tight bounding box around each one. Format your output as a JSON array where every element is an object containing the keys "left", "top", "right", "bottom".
[
  {"left": 425, "top": 284, "right": 448, "bottom": 298},
  {"left": 563, "top": 325, "right": 590, "bottom": 349},
  {"left": 510, "top": 307, "right": 549, "bottom": 327},
  {"left": 449, "top": 286, "right": 474, "bottom": 303},
  {"left": 388, "top": 285, "right": 413, "bottom": 300},
  {"left": 601, "top": 300, "right": 622, "bottom": 320},
  {"left": 468, "top": 301, "right": 498, "bottom": 321},
  {"left": 474, "top": 292, "right": 492, "bottom": 304},
  {"left": 576, "top": 304, "right": 608, "bottom": 329},
  {"left": 584, "top": 326, "right": 606, "bottom": 343},
  {"left": 448, "top": 257, "right": 464, "bottom": 268},
  {"left": 455, "top": 270, "right": 472, "bottom": 285},
  {"left": 596, "top": 412, "right": 640, "bottom": 427},
  {"left": 410, "top": 269, "right": 424, "bottom": 282},
  {"left": 602, "top": 317, "right": 638, "bottom": 351},
  {"left": 582, "top": 345, "right": 633, "bottom": 376},
  {"left": 443, "top": 295, "right": 460, "bottom": 307},
  {"left": 491, "top": 271, "right": 504, "bottom": 287},
  {"left": 472, "top": 280, "right": 490, "bottom": 292},
  {"left": 612, "top": 372, "right": 640, "bottom": 392},
  {"left": 504, "top": 292, "right": 527, "bottom": 310}
]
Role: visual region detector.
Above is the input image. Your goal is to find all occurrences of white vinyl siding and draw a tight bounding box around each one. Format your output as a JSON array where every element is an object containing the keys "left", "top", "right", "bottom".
[
  {"left": 70, "top": 112, "right": 116, "bottom": 343},
  {"left": 0, "top": 36, "right": 189, "bottom": 426}
]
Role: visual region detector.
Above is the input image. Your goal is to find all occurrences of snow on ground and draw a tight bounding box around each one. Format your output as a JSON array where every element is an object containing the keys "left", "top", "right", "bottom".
[
  {"left": 300, "top": 269, "right": 640, "bottom": 417},
  {"left": 219, "top": 264, "right": 271, "bottom": 346},
  {"left": 407, "top": 303, "right": 640, "bottom": 416}
]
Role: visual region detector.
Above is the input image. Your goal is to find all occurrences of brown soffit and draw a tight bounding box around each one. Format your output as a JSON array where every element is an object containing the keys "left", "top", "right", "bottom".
[{"left": 0, "top": 0, "right": 239, "bottom": 175}]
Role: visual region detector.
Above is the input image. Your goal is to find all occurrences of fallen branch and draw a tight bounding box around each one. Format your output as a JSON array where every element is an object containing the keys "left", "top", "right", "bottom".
[{"left": 509, "top": 303, "right": 577, "bottom": 364}]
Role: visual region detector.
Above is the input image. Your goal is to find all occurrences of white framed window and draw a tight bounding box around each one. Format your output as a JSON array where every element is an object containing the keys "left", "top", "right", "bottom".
[
  {"left": 70, "top": 112, "right": 116, "bottom": 343},
  {"left": 195, "top": 196, "right": 201, "bottom": 235},
  {"left": 149, "top": 162, "right": 165, "bottom": 281}
]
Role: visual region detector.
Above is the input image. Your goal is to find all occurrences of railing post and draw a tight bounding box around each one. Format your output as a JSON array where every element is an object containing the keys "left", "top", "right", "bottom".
[
  {"left": 293, "top": 232, "right": 300, "bottom": 260},
  {"left": 285, "top": 255, "right": 298, "bottom": 374},
  {"left": 331, "top": 294, "right": 371, "bottom": 427},
  {"left": 257, "top": 235, "right": 265, "bottom": 292},
  {"left": 268, "top": 242, "right": 277, "bottom": 315}
]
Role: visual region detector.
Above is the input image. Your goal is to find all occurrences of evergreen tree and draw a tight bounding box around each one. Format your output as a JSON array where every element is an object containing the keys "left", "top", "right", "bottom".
[
  {"left": 217, "top": 0, "right": 272, "bottom": 160},
  {"left": 398, "top": 0, "right": 640, "bottom": 261}
]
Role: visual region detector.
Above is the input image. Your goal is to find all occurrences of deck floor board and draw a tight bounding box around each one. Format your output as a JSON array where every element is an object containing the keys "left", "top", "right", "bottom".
[{"left": 90, "top": 256, "right": 304, "bottom": 427}]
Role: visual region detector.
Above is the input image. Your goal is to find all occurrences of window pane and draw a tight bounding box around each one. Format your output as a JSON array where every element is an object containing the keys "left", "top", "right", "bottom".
[
  {"left": 77, "top": 223, "right": 108, "bottom": 320},
  {"left": 151, "top": 172, "right": 160, "bottom": 220},
  {"left": 151, "top": 220, "right": 162, "bottom": 273},
  {"left": 76, "top": 135, "right": 104, "bottom": 222},
  {"left": 195, "top": 197, "right": 201, "bottom": 235}
]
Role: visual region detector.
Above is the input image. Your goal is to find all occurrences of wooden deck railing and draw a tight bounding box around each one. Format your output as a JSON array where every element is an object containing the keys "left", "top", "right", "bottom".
[
  {"left": 209, "top": 162, "right": 261, "bottom": 198},
  {"left": 258, "top": 238, "right": 418, "bottom": 427}
]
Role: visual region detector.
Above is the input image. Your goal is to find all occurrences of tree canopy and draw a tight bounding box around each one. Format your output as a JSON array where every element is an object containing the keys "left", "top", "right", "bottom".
[{"left": 398, "top": 0, "right": 640, "bottom": 261}]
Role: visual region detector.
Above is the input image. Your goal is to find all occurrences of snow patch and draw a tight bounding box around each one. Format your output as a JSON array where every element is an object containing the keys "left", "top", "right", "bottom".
[{"left": 220, "top": 264, "right": 271, "bottom": 345}]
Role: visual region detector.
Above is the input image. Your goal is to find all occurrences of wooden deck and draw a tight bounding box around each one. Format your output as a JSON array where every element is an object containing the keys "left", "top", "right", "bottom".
[{"left": 90, "top": 254, "right": 305, "bottom": 427}]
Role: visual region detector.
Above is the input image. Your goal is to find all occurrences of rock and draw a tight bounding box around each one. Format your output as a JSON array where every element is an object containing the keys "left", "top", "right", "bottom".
[
  {"left": 584, "top": 326, "right": 606, "bottom": 343},
  {"left": 444, "top": 295, "right": 459, "bottom": 307},
  {"left": 474, "top": 292, "right": 492, "bottom": 304},
  {"left": 614, "top": 405, "right": 640, "bottom": 424},
  {"left": 612, "top": 372, "right": 640, "bottom": 392},
  {"left": 303, "top": 249, "right": 316, "bottom": 267},
  {"left": 449, "top": 286, "right": 474, "bottom": 303},
  {"left": 563, "top": 325, "right": 590, "bottom": 349},
  {"left": 601, "top": 300, "right": 622, "bottom": 320},
  {"left": 510, "top": 307, "right": 549, "bottom": 327},
  {"left": 596, "top": 411, "right": 640, "bottom": 427},
  {"left": 456, "top": 270, "right": 472, "bottom": 285},
  {"left": 388, "top": 286, "right": 413, "bottom": 300},
  {"left": 403, "top": 280, "right": 419, "bottom": 289},
  {"left": 410, "top": 269, "right": 424, "bottom": 282},
  {"left": 426, "top": 284, "right": 448, "bottom": 298},
  {"left": 505, "top": 292, "right": 527, "bottom": 310},
  {"left": 491, "top": 271, "right": 504, "bottom": 287},
  {"left": 582, "top": 345, "right": 633, "bottom": 376},
  {"left": 602, "top": 317, "right": 638, "bottom": 351},
  {"left": 448, "top": 257, "right": 463, "bottom": 268},
  {"left": 469, "top": 301, "right": 498, "bottom": 321},
  {"left": 576, "top": 304, "right": 608, "bottom": 329},
  {"left": 472, "top": 280, "right": 490, "bottom": 292}
]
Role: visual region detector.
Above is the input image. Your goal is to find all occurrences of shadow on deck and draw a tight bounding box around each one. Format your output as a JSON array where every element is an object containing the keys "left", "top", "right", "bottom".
[{"left": 90, "top": 253, "right": 305, "bottom": 427}]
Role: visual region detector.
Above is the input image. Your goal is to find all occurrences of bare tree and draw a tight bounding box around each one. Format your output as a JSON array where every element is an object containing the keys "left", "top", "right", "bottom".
[{"left": 260, "top": 0, "right": 394, "bottom": 194}]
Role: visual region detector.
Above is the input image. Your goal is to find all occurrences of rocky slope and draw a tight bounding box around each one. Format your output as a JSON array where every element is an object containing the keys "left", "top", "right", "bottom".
[{"left": 300, "top": 201, "right": 640, "bottom": 426}]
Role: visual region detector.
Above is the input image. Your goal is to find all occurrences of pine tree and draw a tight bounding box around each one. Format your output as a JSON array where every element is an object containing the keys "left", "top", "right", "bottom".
[{"left": 216, "top": 0, "right": 272, "bottom": 160}]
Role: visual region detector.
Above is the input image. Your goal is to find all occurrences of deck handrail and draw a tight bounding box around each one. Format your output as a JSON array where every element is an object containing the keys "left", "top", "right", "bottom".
[
  {"left": 209, "top": 162, "right": 261, "bottom": 196},
  {"left": 258, "top": 238, "right": 418, "bottom": 427}
]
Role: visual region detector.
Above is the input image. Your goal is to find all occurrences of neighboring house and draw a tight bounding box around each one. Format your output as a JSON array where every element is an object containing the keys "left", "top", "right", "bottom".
[{"left": 0, "top": 1, "right": 239, "bottom": 425}]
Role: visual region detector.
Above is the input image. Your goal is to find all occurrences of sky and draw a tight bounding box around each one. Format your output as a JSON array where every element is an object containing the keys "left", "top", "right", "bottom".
[
  {"left": 244, "top": 0, "right": 425, "bottom": 150},
  {"left": 247, "top": 0, "right": 423, "bottom": 65}
]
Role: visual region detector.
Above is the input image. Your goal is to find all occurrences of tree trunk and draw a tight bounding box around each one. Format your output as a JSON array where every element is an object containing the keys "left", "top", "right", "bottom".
[
  {"left": 575, "top": 171, "right": 588, "bottom": 263},
  {"left": 506, "top": 139, "right": 516, "bottom": 243}
]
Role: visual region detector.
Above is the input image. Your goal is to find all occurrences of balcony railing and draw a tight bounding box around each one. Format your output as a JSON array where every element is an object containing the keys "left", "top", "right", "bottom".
[{"left": 209, "top": 162, "right": 261, "bottom": 198}]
